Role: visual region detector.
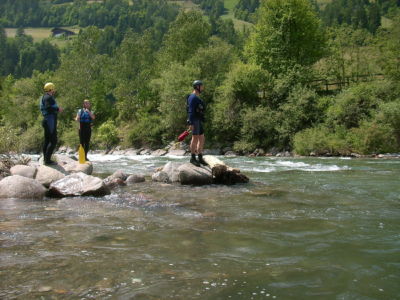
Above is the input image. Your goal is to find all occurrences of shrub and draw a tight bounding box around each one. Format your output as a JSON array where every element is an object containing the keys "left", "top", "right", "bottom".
[
  {"left": 293, "top": 126, "right": 352, "bottom": 155},
  {"left": 127, "top": 114, "right": 164, "bottom": 149},
  {"left": 235, "top": 106, "right": 278, "bottom": 152},
  {"left": 93, "top": 120, "right": 120, "bottom": 149},
  {"left": 350, "top": 121, "right": 397, "bottom": 154},
  {"left": 18, "top": 123, "right": 43, "bottom": 153},
  {"left": 0, "top": 125, "right": 20, "bottom": 153}
]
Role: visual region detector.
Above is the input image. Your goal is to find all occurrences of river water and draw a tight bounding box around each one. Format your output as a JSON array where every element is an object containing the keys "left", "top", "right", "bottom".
[{"left": 0, "top": 154, "right": 399, "bottom": 299}]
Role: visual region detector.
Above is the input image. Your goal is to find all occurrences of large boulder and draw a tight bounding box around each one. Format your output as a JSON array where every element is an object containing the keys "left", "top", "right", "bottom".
[
  {"left": 48, "top": 172, "right": 110, "bottom": 197},
  {"left": 178, "top": 163, "right": 213, "bottom": 185},
  {"left": 35, "top": 165, "right": 66, "bottom": 187},
  {"left": 0, "top": 175, "right": 46, "bottom": 199},
  {"left": 10, "top": 165, "right": 37, "bottom": 179},
  {"left": 151, "top": 162, "right": 212, "bottom": 185}
]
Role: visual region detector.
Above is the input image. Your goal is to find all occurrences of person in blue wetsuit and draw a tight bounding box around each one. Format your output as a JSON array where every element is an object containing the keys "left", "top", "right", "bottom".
[
  {"left": 40, "top": 82, "right": 63, "bottom": 165},
  {"left": 187, "top": 80, "right": 208, "bottom": 167},
  {"left": 76, "top": 99, "right": 95, "bottom": 161}
]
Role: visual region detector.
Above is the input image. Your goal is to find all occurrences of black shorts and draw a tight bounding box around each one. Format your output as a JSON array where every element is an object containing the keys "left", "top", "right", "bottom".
[{"left": 192, "top": 119, "right": 204, "bottom": 135}]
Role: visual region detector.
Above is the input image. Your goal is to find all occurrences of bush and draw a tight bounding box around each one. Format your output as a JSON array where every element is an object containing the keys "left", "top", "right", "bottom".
[
  {"left": 93, "top": 120, "right": 120, "bottom": 149},
  {"left": 18, "top": 123, "right": 43, "bottom": 153},
  {"left": 350, "top": 121, "right": 397, "bottom": 154},
  {"left": 234, "top": 106, "right": 277, "bottom": 152},
  {"left": 0, "top": 126, "right": 20, "bottom": 153},
  {"left": 293, "top": 126, "right": 352, "bottom": 156},
  {"left": 127, "top": 114, "right": 164, "bottom": 149}
]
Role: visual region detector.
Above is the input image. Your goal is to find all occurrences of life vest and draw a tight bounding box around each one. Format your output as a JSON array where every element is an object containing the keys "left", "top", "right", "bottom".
[{"left": 78, "top": 109, "right": 92, "bottom": 123}]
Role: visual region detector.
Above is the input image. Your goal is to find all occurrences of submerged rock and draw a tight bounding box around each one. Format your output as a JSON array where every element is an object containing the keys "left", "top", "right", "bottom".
[
  {"left": 126, "top": 174, "right": 146, "bottom": 184},
  {"left": 0, "top": 175, "right": 46, "bottom": 199},
  {"left": 48, "top": 172, "right": 110, "bottom": 197}
]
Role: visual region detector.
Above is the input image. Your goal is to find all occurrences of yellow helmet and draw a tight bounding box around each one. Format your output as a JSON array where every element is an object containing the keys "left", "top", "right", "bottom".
[{"left": 44, "top": 82, "right": 55, "bottom": 92}]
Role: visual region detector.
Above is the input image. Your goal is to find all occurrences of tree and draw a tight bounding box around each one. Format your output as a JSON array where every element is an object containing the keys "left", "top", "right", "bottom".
[
  {"left": 245, "top": 0, "right": 326, "bottom": 76},
  {"left": 158, "top": 10, "right": 211, "bottom": 66}
]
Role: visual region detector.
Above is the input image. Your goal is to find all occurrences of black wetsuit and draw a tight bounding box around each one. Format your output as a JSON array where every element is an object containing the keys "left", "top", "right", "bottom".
[
  {"left": 40, "top": 94, "right": 59, "bottom": 163},
  {"left": 78, "top": 109, "right": 93, "bottom": 160}
]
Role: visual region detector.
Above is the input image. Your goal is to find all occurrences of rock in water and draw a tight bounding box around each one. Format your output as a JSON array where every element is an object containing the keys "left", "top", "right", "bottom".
[
  {"left": 35, "top": 165, "right": 66, "bottom": 187},
  {"left": 0, "top": 175, "right": 46, "bottom": 199},
  {"left": 48, "top": 172, "right": 110, "bottom": 197},
  {"left": 10, "top": 165, "right": 37, "bottom": 179},
  {"left": 126, "top": 174, "right": 146, "bottom": 184},
  {"left": 178, "top": 163, "right": 213, "bottom": 185}
]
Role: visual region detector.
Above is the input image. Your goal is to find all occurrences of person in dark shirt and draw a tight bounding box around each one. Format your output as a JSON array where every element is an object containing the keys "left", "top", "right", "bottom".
[
  {"left": 187, "top": 80, "right": 208, "bottom": 167},
  {"left": 76, "top": 99, "right": 95, "bottom": 161},
  {"left": 40, "top": 82, "right": 63, "bottom": 165}
]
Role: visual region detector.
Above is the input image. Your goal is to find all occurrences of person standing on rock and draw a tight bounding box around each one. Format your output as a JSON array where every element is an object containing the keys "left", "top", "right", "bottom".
[
  {"left": 76, "top": 99, "right": 95, "bottom": 161},
  {"left": 187, "top": 80, "right": 208, "bottom": 167},
  {"left": 40, "top": 82, "right": 63, "bottom": 165}
]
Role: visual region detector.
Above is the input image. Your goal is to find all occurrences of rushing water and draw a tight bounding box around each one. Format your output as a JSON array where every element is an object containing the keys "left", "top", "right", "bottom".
[{"left": 1, "top": 154, "right": 399, "bottom": 299}]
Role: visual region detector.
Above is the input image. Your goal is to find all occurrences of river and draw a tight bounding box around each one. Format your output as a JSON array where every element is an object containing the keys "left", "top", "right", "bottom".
[{"left": 1, "top": 154, "right": 399, "bottom": 299}]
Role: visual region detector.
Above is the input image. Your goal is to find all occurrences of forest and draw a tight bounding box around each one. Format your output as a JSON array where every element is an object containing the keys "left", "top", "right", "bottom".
[{"left": 0, "top": 0, "right": 400, "bottom": 156}]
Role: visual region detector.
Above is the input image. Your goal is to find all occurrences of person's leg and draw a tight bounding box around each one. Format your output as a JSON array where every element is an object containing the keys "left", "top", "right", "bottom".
[
  {"left": 42, "top": 119, "right": 51, "bottom": 162},
  {"left": 46, "top": 117, "right": 57, "bottom": 163},
  {"left": 82, "top": 127, "right": 91, "bottom": 160},
  {"left": 190, "top": 135, "right": 201, "bottom": 166}
]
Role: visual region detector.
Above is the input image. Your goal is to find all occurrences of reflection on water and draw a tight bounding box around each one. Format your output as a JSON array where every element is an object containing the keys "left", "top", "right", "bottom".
[{"left": 1, "top": 155, "right": 399, "bottom": 299}]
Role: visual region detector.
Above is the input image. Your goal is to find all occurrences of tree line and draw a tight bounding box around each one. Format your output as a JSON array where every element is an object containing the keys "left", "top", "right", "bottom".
[{"left": 0, "top": 0, "right": 399, "bottom": 155}]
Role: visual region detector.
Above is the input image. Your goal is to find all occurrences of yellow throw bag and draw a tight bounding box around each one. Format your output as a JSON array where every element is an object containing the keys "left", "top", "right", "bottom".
[{"left": 78, "top": 144, "right": 86, "bottom": 164}]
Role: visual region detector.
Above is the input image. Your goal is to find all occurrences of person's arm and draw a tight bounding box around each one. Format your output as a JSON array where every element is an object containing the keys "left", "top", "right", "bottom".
[
  {"left": 75, "top": 109, "right": 81, "bottom": 122},
  {"left": 88, "top": 110, "right": 95, "bottom": 120}
]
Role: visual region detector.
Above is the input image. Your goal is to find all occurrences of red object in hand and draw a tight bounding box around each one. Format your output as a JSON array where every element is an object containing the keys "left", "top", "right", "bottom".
[{"left": 178, "top": 130, "right": 191, "bottom": 142}]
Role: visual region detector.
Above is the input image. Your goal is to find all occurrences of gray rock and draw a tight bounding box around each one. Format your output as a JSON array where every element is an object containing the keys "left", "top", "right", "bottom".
[
  {"left": 168, "top": 149, "right": 187, "bottom": 156},
  {"left": 125, "top": 149, "right": 139, "bottom": 156},
  {"left": 126, "top": 174, "right": 146, "bottom": 184},
  {"left": 55, "top": 154, "right": 77, "bottom": 164},
  {"left": 152, "top": 171, "right": 169, "bottom": 183},
  {"left": 35, "top": 165, "right": 66, "bottom": 187},
  {"left": 162, "top": 162, "right": 184, "bottom": 183},
  {"left": 151, "top": 149, "right": 168, "bottom": 156},
  {"left": 103, "top": 169, "right": 128, "bottom": 188},
  {"left": 0, "top": 175, "right": 46, "bottom": 199},
  {"left": 49, "top": 172, "right": 110, "bottom": 197},
  {"left": 10, "top": 165, "right": 37, "bottom": 179},
  {"left": 178, "top": 163, "right": 213, "bottom": 185},
  {"left": 224, "top": 151, "right": 237, "bottom": 157},
  {"left": 62, "top": 162, "right": 93, "bottom": 175},
  {"left": 109, "top": 169, "right": 128, "bottom": 181}
]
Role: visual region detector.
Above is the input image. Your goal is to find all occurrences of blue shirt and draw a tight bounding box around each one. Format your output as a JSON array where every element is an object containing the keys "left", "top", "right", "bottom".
[{"left": 187, "top": 94, "right": 205, "bottom": 125}]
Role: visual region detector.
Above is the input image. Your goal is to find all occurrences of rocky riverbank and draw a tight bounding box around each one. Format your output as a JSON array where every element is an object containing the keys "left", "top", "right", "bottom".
[{"left": 0, "top": 152, "right": 249, "bottom": 200}]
